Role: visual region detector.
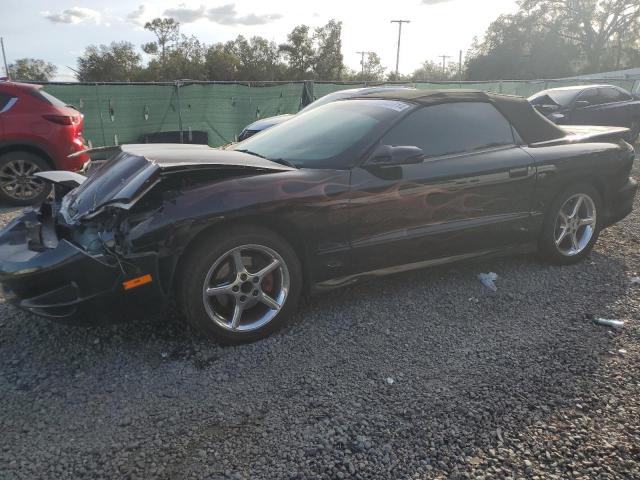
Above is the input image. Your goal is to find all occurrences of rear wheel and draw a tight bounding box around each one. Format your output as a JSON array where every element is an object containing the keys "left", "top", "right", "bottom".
[
  {"left": 0, "top": 151, "right": 51, "bottom": 205},
  {"left": 538, "top": 184, "right": 602, "bottom": 265},
  {"left": 178, "top": 226, "right": 302, "bottom": 344}
]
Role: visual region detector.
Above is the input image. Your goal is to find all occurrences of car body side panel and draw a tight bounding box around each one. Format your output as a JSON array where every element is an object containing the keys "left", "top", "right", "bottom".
[
  {"left": 347, "top": 146, "right": 537, "bottom": 272},
  {"left": 524, "top": 140, "right": 635, "bottom": 227},
  {"left": 569, "top": 99, "right": 635, "bottom": 128},
  {"left": 124, "top": 168, "right": 354, "bottom": 284}
]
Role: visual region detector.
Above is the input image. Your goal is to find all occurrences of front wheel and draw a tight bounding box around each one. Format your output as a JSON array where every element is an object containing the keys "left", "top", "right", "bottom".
[
  {"left": 178, "top": 226, "right": 302, "bottom": 344},
  {"left": 538, "top": 184, "right": 602, "bottom": 265}
]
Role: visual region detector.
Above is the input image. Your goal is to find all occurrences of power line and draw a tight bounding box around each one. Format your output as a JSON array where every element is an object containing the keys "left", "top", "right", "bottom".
[{"left": 390, "top": 20, "right": 410, "bottom": 78}]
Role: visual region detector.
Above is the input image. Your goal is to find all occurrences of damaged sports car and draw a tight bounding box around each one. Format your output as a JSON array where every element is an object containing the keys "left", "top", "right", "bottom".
[{"left": 0, "top": 90, "right": 637, "bottom": 343}]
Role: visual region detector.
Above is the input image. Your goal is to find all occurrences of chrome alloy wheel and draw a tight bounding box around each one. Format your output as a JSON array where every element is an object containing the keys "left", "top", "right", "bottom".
[
  {"left": 202, "top": 244, "right": 290, "bottom": 332},
  {"left": 554, "top": 193, "right": 596, "bottom": 256},
  {"left": 0, "top": 159, "right": 44, "bottom": 201}
]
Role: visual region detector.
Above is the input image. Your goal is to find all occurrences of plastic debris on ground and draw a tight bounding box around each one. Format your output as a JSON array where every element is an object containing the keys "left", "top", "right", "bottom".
[
  {"left": 593, "top": 318, "right": 625, "bottom": 329},
  {"left": 477, "top": 272, "right": 498, "bottom": 292},
  {"left": 631, "top": 276, "right": 640, "bottom": 285},
  {"left": 385, "top": 377, "right": 395, "bottom": 385}
]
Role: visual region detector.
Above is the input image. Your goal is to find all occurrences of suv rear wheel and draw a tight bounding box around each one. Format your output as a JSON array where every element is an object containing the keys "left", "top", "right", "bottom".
[{"left": 0, "top": 151, "right": 51, "bottom": 205}]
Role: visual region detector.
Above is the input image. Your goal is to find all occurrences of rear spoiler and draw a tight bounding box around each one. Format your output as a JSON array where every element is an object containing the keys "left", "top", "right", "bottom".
[{"left": 530, "top": 125, "right": 630, "bottom": 147}]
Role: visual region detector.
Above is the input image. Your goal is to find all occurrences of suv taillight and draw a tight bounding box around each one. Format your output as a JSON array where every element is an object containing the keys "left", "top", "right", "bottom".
[{"left": 42, "top": 114, "right": 79, "bottom": 125}]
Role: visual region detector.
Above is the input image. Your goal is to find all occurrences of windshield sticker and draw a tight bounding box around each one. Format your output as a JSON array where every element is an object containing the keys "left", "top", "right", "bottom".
[{"left": 377, "top": 100, "right": 411, "bottom": 112}]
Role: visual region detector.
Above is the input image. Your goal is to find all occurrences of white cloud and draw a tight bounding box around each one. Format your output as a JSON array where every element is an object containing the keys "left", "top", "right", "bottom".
[
  {"left": 164, "top": 5, "right": 207, "bottom": 23},
  {"left": 159, "top": 3, "right": 283, "bottom": 26},
  {"left": 126, "top": 5, "right": 147, "bottom": 25},
  {"left": 42, "top": 7, "right": 102, "bottom": 25},
  {"left": 422, "top": 0, "right": 454, "bottom": 4}
]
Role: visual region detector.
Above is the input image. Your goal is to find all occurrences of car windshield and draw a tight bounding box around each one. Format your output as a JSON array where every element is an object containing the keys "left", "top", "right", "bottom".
[
  {"left": 529, "top": 89, "right": 579, "bottom": 108},
  {"left": 233, "top": 99, "right": 412, "bottom": 168}
]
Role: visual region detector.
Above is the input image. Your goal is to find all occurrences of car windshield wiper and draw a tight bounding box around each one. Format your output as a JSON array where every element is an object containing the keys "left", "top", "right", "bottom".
[
  {"left": 268, "top": 158, "right": 299, "bottom": 169},
  {"left": 235, "top": 148, "right": 267, "bottom": 159},
  {"left": 235, "top": 149, "right": 298, "bottom": 169}
]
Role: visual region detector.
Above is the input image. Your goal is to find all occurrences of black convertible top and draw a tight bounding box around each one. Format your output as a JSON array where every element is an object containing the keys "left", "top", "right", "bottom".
[{"left": 359, "top": 89, "right": 566, "bottom": 144}]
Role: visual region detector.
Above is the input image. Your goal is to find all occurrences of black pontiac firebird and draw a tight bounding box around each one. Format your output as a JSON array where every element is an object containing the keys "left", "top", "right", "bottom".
[{"left": 0, "top": 90, "right": 637, "bottom": 343}]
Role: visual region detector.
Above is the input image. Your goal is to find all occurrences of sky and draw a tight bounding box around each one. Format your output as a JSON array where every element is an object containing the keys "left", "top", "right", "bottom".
[{"left": 0, "top": 0, "right": 519, "bottom": 81}]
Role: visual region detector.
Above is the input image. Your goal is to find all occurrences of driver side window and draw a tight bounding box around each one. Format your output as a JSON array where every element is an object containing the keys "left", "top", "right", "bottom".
[
  {"left": 577, "top": 88, "right": 607, "bottom": 105},
  {"left": 380, "top": 102, "right": 516, "bottom": 158}
]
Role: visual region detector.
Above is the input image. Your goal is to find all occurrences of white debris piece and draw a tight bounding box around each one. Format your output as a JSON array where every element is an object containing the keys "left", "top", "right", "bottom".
[
  {"left": 477, "top": 272, "right": 498, "bottom": 292},
  {"left": 385, "top": 377, "right": 395, "bottom": 385},
  {"left": 593, "top": 318, "right": 625, "bottom": 330},
  {"left": 630, "top": 276, "right": 640, "bottom": 285}
]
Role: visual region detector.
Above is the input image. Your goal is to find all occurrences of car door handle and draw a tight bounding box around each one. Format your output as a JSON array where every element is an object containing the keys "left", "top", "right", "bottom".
[{"left": 509, "top": 167, "right": 529, "bottom": 178}]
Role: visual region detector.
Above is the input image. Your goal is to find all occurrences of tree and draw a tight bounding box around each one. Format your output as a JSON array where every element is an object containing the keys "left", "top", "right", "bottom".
[
  {"left": 204, "top": 43, "right": 240, "bottom": 80},
  {"left": 466, "top": 12, "right": 578, "bottom": 80},
  {"left": 359, "top": 53, "right": 385, "bottom": 81},
  {"left": 8, "top": 58, "right": 57, "bottom": 81},
  {"left": 411, "top": 60, "right": 459, "bottom": 81},
  {"left": 467, "top": 0, "right": 640, "bottom": 80},
  {"left": 76, "top": 42, "right": 143, "bottom": 81},
  {"left": 279, "top": 25, "right": 315, "bottom": 79},
  {"left": 143, "top": 17, "right": 180, "bottom": 67},
  {"left": 313, "top": 20, "right": 344, "bottom": 80},
  {"left": 142, "top": 35, "right": 206, "bottom": 81},
  {"left": 520, "top": 0, "right": 640, "bottom": 72},
  {"left": 228, "top": 35, "right": 284, "bottom": 81}
]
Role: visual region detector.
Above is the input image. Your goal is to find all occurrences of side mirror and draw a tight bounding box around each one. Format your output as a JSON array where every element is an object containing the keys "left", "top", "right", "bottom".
[
  {"left": 368, "top": 145, "right": 424, "bottom": 166},
  {"left": 574, "top": 100, "right": 591, "bottom": 109}
]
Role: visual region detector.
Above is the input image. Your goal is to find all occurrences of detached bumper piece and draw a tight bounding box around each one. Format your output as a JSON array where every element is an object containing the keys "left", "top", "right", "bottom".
[{"left": 0, "top": 210, "right": 158, "bottom": 321}]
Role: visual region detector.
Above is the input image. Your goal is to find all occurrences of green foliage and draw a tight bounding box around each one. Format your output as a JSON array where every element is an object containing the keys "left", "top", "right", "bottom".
[
  {"left": 467, "top": 0, "right": 640, "bottom": 80},
  {"left": 411, "top": 60, "right": 459, "bottom": 82},
  {"left": 143, "top": 18, "right": 181, "bottom": 65},
  {"left": 313, "top": 20, "right": 344, "bottom": 80},
  {"left": 8, "top": 58, "right": 57, "bottom": 81},
  {"left": 279, "top": 25, "right": 315, "bottom": 79},
  {"left": 72, "top": 18, "right": 345, "bottom": 82},
  {"left": 76, "top": 42, "right": 142, "bottom": 82}
]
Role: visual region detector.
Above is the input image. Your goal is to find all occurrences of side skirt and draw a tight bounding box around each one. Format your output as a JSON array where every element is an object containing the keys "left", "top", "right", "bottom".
[{"left": 312, "top": 244, "right": 537, "bottom": 293}]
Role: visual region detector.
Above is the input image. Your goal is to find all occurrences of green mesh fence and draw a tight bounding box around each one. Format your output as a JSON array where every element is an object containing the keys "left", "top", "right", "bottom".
[{"left": 42, "top": 78, "right": 640, "bottom": 148}]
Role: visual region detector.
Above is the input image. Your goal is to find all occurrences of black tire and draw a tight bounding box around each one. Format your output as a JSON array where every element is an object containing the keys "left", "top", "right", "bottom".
[
  {"left": 538, "top": 183, "right": 603, "bottom": 265},
  {"left": 177, "top": 225, "right": 302, "bottom": 344},
  {"left": 0, "top": 151, "right": 51, "bottom": 206}
]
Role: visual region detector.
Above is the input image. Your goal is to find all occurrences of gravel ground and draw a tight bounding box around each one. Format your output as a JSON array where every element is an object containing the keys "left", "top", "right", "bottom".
[{"left": 1, "top": 157, "right": 639, "bottom": 480}]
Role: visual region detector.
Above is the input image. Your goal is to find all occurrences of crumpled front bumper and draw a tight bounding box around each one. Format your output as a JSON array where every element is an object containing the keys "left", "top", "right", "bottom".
[{"left": 0, "top": 209, "right": 161, "bottom": 321}]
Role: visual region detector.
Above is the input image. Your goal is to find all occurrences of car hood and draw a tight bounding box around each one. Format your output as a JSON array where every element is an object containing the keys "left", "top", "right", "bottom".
[
  {"left": 243, "top": 114, "right": 294, "bottom": 132},
  {"left": 59, "top": 144, "right": 294, "bottom": 222}
]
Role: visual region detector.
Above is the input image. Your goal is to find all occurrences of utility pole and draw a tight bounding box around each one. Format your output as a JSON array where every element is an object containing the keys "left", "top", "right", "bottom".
[
  {"left": 438, "top": 54, "right": 452, "bottom": 77},
  {"left": 390, "top": 20, "right": 410, "bottom": 79},
  {"left": 356, "top": 51, "right": 373, "bottom": 80},
  {"left": 458, "top": 50, "right": 463, "bottom": 83},
  {"left": 1, "top": 37, "right": 9, "bottom": 79}
]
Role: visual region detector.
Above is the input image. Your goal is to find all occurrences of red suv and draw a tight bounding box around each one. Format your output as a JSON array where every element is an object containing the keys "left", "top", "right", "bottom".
[{"left": 0, "top": 80, "right": 89, "bottom": 205}]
